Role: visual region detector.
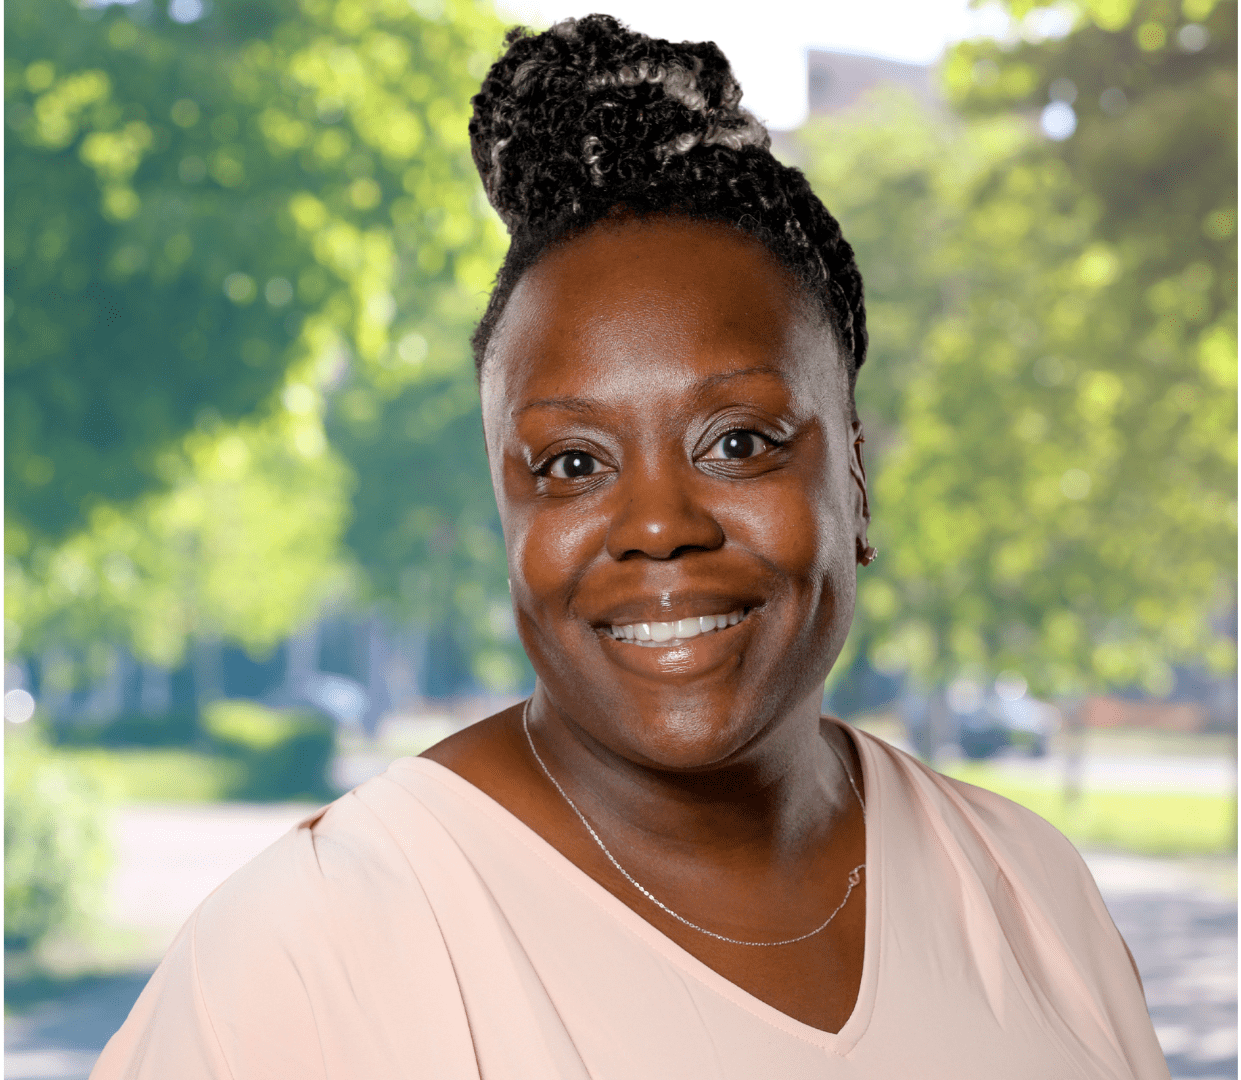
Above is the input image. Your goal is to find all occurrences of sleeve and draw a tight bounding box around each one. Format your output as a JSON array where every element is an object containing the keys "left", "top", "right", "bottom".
[
  {"left": 89, "top": 792, "right": 483, "bottom": 1080},
  {"left": 945, "top": 776, "right": 1172, "bottom": 1080},
  {"left": 89, "top": 910, "right": 238, "bottom": 1080},
  {"left": 89, "top": 825, "right": 329, "bottom": 1080}
]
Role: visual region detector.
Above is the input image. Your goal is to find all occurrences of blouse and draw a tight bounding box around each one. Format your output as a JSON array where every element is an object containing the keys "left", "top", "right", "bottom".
[{"left": 91, "top": 721, "right": 1170, "bottom": 1079}]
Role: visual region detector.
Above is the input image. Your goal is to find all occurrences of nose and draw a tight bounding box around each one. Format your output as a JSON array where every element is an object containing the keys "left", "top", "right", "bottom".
[{"left": 604, "top": 462, "right": 725, "bottom": 561}]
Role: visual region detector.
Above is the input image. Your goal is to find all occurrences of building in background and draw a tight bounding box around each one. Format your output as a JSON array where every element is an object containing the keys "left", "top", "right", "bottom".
[{"left": 806, "top": 49, "right": 939, "bottom": 116}]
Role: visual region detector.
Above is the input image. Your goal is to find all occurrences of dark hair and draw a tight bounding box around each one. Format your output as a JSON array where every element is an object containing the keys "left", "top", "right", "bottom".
[{"left": 468, "top": 14, "right": 867, "bottom": 389}]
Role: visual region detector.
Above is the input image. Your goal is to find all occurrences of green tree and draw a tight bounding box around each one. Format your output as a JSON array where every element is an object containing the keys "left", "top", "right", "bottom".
[
  {"left": 6, "top": 0, "right": 518, "bottom": 687},
  {"left": 4, "top": 730, "right": 111, "bottom": 948},
  {"left": 800, "top": 0, "right": 1236, "bottom": 697},
  {"left": 6, "top": 409, "right": 352, "bottom": 672}
]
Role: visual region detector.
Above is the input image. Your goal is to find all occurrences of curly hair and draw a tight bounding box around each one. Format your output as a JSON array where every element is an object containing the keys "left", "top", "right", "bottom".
[{"left": 468, "top": 14, "right": 867, "bottom": 390}]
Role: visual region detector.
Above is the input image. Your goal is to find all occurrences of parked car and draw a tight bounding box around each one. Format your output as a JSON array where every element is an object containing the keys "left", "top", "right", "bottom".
[{"left": 901, "top": 675, "right": 1059, "bottom": 761}]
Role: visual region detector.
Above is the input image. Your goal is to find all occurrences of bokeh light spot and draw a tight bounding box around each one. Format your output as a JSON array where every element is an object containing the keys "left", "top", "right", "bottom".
[
  {"left": 1178, "top": 23, "right": 1209, "bottom": 51},
  {"left": 1040, "top": 101, "right": 1076, "bottom": 140},
  {"left": 1135, "top": 21, "right": 1167, "bottom": 51},
  {"left": 4, "top": 688, "right": 36, "bottom": 724},
  {"left": 170, "top": 98, "right": 200, "bottom": 127},
  {"left": 223, "top": 272, "right": 256, "bottom": 304},
  {"left": 265, "top": 277, "right": 293, "bottom": 306},
  {"left": 169, "top": 0, "right": 205, "bottom": 25},
  {"left": 1060, "top": 468, "right": 1092, "bottom": 500}
]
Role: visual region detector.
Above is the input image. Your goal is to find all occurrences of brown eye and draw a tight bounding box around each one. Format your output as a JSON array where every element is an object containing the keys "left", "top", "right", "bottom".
[
  {"left": 704, "top": 430, "right": 771, "bottom": 461},
  {"left": 547, "top": 451, "right": 598, "bottom": 479}
]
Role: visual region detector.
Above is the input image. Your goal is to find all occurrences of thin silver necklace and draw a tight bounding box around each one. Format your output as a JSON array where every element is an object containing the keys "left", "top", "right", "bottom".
[{"left": 521, "top": 699, "right": 867, "bottom": 948}]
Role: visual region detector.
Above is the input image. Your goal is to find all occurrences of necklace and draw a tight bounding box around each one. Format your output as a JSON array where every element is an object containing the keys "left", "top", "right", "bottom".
[{"left": 521, "top": 699, "right": 867, "bottom": 948}]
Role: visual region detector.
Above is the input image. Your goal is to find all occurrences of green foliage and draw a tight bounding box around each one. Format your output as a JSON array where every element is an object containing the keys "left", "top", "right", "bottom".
[
  {"left": 51, "top": 705, "right": 200, "bottom": 748},
  {"left": 5, "top": 0, "right": 518, "bottom": 687},
  {"left": 8, "top": 412, "right": 353, "bottom": 668},
  {"left": 49, "top": 700, "right": 337, "bottom": 801},
  {"left": 327, "top": 371, "right": 527, "bottom": 692},
  {"left": 201, "top": 699, "right": 336, "bottom": 800},
  {"left": 4, "top": 730, "right": 112, "bottom": 948},
  {"left": 7, "top": 0, "right": 307, "bottom": 539},
  {"left": 47, "top": 745, "right": 247, "bottom": 803},
  {"left": 11, "top": 0, "right": 1229, "bottom": 706},
  {"left": 799, "top": 3, "right": 1236, "bottom": 697}
]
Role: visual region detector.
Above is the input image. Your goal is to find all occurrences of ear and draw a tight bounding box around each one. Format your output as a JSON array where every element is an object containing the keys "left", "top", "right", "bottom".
[{"left": 849, "top": 410, "right": 872, "bottom": 565}]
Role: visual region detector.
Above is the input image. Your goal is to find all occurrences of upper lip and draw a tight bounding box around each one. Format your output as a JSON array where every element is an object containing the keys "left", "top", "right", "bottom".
[{"left": 586, "top": 593, "right": 762, "bottom": 628}]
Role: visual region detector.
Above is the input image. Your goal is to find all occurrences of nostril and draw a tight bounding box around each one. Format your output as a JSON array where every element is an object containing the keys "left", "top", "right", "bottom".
[{"left": 605, "top": 483, "right": 726, "bottom": 561}]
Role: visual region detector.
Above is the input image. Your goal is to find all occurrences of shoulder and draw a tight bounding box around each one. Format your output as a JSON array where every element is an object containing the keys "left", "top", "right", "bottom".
[
  {"left": 191, "top": 773, "right": 456, "bottom": 966},
  {"left": 852, "top": 728, "right": 1112, "bottom": 928},
  {"left": 853, "top": 727, "right": 1076, "bottom": 855},
  {"left": 192, "top": 789, "right": 449, "bottom": 1060},
  {"left": 854, "top": 729, "right": 1145, "bottom": 985},
  {"left": 97, "top": 775, "right": 480, "bottom": 1078},
  {"left": 935, "top": 765, "right": 1104, "bottom": 917}
]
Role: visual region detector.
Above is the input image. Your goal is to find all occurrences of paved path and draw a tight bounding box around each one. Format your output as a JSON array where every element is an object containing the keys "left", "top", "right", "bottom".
[
  {"left": 1084, "top": 853, "right": 1238, "bottom": 1079},
  {"left": 6, "top": 806, "right": 1236, "bottom": 1079}
]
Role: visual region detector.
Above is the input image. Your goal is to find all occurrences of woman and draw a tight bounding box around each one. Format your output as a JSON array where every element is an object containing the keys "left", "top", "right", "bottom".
[{"left": 93, "top": 15, "right": 1169, "bottom": 1079}]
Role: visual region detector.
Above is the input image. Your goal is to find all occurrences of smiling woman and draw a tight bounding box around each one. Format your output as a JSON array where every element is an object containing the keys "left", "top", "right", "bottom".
[{"left": 92, "top": 15, "right": 1170, "bottom": 1080}]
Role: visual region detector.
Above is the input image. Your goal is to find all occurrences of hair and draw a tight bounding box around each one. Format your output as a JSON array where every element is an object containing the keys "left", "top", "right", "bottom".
[{"left": 468, "top": 14, "right": 867, "bottom": 392}]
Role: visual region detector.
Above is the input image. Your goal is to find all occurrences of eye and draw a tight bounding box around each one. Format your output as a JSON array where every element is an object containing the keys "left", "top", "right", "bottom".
[
  {"left": 545, "top": 450, "right": 601, "bottom": 479},
  {"left": 703, "top": 430, "right": 774, "bottom": 461}
]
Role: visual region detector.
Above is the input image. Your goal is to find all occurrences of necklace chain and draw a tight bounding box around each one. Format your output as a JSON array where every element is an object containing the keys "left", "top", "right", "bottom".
[{"left": 521, "top": 699, "right": 867, "bottom": 948}]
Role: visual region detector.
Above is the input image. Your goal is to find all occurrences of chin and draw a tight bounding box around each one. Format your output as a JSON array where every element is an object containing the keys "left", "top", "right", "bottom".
[
  {"left": 521, "top": 580, "right": 851, "bottom": 770},
  {"left": 545, "top": 649, "right": 829, "bottom": 774}
]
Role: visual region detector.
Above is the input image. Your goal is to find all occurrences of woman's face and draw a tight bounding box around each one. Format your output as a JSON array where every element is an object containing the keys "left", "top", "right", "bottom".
[{"left": 481, "top": 215, "right": 869, "bottom": 771}]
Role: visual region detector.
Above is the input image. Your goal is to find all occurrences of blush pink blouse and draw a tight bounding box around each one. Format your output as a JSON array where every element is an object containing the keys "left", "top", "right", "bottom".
[{"left": 91, "top": 722, "right": 1170, "bottom": 1079}]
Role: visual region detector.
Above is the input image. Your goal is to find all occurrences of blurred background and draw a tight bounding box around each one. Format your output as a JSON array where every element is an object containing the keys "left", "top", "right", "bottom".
[{"left": 4, "top": 0, "right": 1236, "bottom": 1076}]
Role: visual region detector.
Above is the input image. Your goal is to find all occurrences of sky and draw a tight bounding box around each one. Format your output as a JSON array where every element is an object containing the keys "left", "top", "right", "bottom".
[{"left": 492, "top": 0, "right": 1016, "bottom": 129}]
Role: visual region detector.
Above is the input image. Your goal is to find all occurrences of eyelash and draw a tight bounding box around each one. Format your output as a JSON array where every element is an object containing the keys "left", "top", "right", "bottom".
[
  {"left": 537, "top": 449, "right": 603, "bottom": 480},
  {"left": 701, "top": 428, "right": 781, "bottom": 460},
  {"left": 535, "top": 427, "right": 783, "bottom": 479}
]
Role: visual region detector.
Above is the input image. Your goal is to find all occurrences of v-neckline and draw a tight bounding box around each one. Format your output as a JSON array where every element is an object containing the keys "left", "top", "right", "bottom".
[{"left": 397, "top": 719, "right": 883, "bottom": 1056}]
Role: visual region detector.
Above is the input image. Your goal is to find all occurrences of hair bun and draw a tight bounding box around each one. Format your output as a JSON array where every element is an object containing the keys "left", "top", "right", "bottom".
[{"left": 470, "top": 14, "right": 770, "bottom": 233}]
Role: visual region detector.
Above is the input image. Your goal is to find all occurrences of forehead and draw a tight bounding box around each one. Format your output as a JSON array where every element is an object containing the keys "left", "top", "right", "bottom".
[{"left": 481, "top": 216, "right": 845, "bottom": 419}]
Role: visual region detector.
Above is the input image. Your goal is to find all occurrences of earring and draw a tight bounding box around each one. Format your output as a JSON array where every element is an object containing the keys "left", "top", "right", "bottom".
[{"left": 860, "top": 546, "right": 878, "bottom": 566}]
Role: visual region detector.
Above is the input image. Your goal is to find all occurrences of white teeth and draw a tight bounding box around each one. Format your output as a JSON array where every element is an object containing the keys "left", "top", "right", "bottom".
[{"left": 608, "top": 608, "right": 748, "bottom": 646}]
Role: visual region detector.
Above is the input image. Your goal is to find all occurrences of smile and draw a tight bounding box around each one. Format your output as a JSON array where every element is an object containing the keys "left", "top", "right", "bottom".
[{"left": 606, "top": 608, "right": 749, "bottom": 647}]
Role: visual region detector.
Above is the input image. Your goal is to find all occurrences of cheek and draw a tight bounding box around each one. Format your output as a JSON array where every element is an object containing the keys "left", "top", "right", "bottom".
[
  {"left": 508, "top": 502, "right": 605, "bottom": 610},
  {"left": 726, "top": 469, "right": 843, "bottom": 585}
]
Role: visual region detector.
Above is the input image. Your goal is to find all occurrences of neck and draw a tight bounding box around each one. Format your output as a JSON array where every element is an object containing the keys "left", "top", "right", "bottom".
[{"left": 524, "top": 686, "right": 856, "bottom": 867}]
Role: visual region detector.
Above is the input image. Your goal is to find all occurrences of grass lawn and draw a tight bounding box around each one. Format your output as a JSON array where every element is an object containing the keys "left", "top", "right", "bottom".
[
  {"left": 52, "top": 747, "right": 248, "bottom": 803},
  {"left": 26, "top": 725, "right": 1241, "bottom": 856},
  {"left": 942, "top": 761, "right": 1236, "bottom": 856}
]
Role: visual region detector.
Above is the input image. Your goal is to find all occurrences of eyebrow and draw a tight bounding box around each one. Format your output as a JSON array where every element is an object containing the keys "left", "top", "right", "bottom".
[
  {"left": 513, "top": 366, "right": 788, "bottom": 418},
  {"left": 697, "top": 365, "right": 788, "bottom": 389},
  {"left": 514, "top": 396, "right": 600, "bottom": 417}
]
